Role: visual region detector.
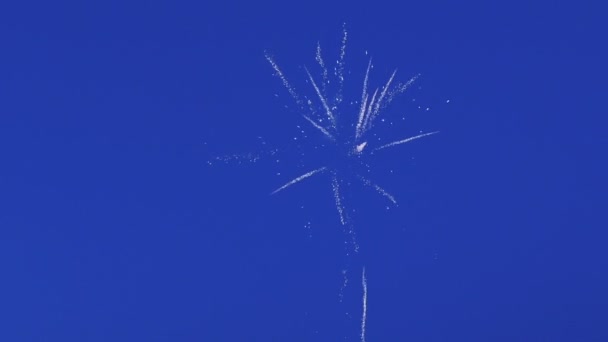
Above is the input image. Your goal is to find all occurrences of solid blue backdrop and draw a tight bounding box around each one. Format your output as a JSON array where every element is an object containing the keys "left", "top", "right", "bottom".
[{"left": 1, "top": 0, "right": 606, "bottom": 341}]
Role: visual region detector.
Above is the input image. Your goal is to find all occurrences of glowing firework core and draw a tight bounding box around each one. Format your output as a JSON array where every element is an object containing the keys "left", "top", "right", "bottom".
[{"left": 355, "top": 141, "right": 367, "bottom": 154}]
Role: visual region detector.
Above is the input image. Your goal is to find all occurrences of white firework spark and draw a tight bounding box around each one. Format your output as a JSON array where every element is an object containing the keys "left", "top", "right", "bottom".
[
  {"left": 271, "top": 166, "right": 327, "bottom": 195},
  {"left": 267, "top": 26, "right": 438, "bottom": 225},
  {"left": 260, "top": 26, "right": 440, "bottom": 342},
  {"left": 207, "top": 27, "right": 440, "bottom": 341},
  {"left": 361, "top": 266, "right": 368, "bottom": 342},
  {"left": 374, "top": 130, "right": 439, "bottom": 151}
]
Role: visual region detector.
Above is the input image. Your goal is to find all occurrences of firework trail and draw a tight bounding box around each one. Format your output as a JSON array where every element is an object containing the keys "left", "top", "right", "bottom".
[
  {"left": 375, "top": 131, "right": 440, "bottom": 151},
  {"left": 359, "top": 175, "right": 398, "bottom": 205},
  {"left": 331, "top": 173, "right": 347, "bottom": 225},
  {"left": 361, "top": 267, "right": 368, "bottom": 342},
  {"left": 262, "top": 27, "right": 440, "bottom": 342},
  {"left": 271, "top": 166, "right": 327, "bottom": 195},
  {"left": 304, "top": 66, "right": 336, "bottom": 127}
]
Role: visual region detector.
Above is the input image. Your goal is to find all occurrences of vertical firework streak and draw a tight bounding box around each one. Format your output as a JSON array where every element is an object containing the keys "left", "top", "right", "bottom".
[
  {"left": 361, "top": 267, "right": 368, "bottom": 342},
  {"left": 331, "top": 173, "right": 347, "bottom": 225}
]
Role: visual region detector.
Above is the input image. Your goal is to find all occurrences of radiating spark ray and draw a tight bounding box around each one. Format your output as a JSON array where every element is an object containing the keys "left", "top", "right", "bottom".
[
  {"left": 355, "top": 58, "right": 372, "bottom": 139},
  {"left": 271, "top": 167, "right": 327, "bottom": 195},
  {"left": 315, "top": 42, "right": 329, "bottom": 95},
  {"left": 361, "top": 267, "right": 368, "bottom": 342},
  {"left": 331, "top": 174, "right": 346, "bottom": 225},
  {"left": 359, "top": 175, "right": 397, "bottom": 205},
  {"left": 305, "top": 66, "right": 336, "bottom": 127},
  {"left": 265, "top": 53, "right": 302, "bottom": 107},
  {"left": 386, "top": 74, "right": 419, "bottom": 105},
  {"left": 375, "top": 131, "right": 440, "bottom": 151},
  {"left": 335, "top": 23, "right": 348, "bottom": 105},
  {"left": 302, "top": 115, "right": 335, "bottom": 141},
  {"left": 366, "top": 87, "right": 379, "bottom": 115},
  {"left": 361, "top": 88, "right": 379, "bottom": 136},
  {"left": 356, "top": 93, "right": 368, "bottom": 140},
  {"left": 365, "top": 69, "right": 397, "bottom": 133}
]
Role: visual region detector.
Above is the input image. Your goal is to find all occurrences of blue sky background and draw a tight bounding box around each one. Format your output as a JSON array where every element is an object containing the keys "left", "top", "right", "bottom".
[{"left": 1, "top": 1, "right": 607, "bottom": 341}]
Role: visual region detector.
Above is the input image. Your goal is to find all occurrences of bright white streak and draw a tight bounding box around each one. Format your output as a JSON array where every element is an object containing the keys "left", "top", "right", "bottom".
[
  {"left": 271, "top": 167, "right": 327, "bottom": 195},
  {"left": 359, "top": 176, "right": 397, "bottom": 205},
  {"left": 265, "top": 53, "right": 301, "bottom": 106},
  {"left": 305, "top": 67, "right": 336, "bottom": 127},
  {"left": 356, "top": 95, "right": 369, "bottom": 140},
  {"left": 266, "top": 52, "right": 335, "bottom": 140},
  {"left": 361, "top": 88, "right": 379, "bottom": 137},
  {"left": 385, "top": 74, "right": 419, "bottom": 105},
  {"left": 361, "top": 266, "right": 368, "bottom": 342},
  {"left": 375, "top": 131, "right": 440, "bottom": 151},
  {"left": 302, "top": 115, "right": 335, "bottom": 141},
  {"left": 335, "top": 23, "right": 348, "bottom": 105},
  {"left": 355, "top": 58, "right": 372, "bottom": 139},
  {"left": 356, "top": 93, "right": 368, "bottom": 140},
  {"left": 315, "top": 42, "right": 329, "bottom": 91},
  {"left": 365, "top": 69, "right": 397, "bottom": 133},
  {"left": 331, "top": 174, "right": 346, "bottom": 225}
]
